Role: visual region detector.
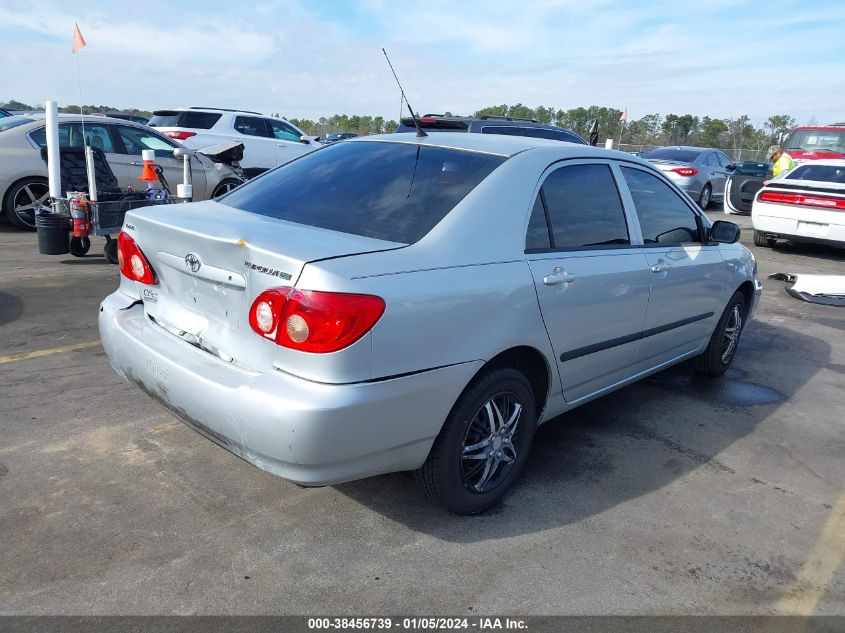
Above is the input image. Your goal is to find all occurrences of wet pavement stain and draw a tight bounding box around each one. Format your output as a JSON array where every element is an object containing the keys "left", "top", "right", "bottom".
[{"left": 647, "top": 367, "right": 785, "bottom": 407}]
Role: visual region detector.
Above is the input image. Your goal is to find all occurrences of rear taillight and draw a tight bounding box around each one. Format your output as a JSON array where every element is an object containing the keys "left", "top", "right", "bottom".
[
  {"left": 248, "top": 288, "right": 385, "bottom": 353},
  {"left": 117, "top": 231, "right": 157, "bottom": 285},
  {"left": 758, "top": 191, "right": 845, "bottom": 210},
  {"left": 671, "top": 167, "right": 699, "bottom": 177},
  {"left": 164, "top": 131, "right": 197, "bottom": 140}
]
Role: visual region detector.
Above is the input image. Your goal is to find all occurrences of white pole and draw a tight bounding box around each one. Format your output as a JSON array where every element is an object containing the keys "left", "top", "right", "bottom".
[
  {"left": 604, "top": 139, "right": 614, "bottom": 149},
  {"left": 85, "top": 145, "right": 98, "bottom": 202},
  {"left": 45, "top": 101, "right": 62, "bottom": 200}
]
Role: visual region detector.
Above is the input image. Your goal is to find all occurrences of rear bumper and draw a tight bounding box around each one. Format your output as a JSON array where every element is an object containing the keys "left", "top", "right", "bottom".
[
  {"left": 99, "top": 291, "right": 481, "bottom": 485},
  {"left": 752, "top": 211, "right": 845, "bottom": 247}
]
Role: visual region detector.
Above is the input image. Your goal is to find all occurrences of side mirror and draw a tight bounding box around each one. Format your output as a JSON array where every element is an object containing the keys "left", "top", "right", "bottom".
[
  {"left": 726, "top": 163, "right": 736, "bottom": 171},
  {"left": 299, "top": 135, "right": 312, "bottom": 144},
  {"left": 710, "top": 220, "right": 741, "bottom": 244}
]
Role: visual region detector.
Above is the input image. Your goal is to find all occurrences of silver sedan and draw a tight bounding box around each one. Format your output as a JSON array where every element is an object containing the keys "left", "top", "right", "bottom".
[
  {"left": 99, "top": 133, "right": 761, "bottom": 514},
  {"left": 641, "top": 146, "right": 736, "bottom": 209}
]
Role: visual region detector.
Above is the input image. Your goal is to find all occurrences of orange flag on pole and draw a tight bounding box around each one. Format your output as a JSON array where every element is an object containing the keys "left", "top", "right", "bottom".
[{"left": 72, "top": 23, "right": 86, "bottom": 54}]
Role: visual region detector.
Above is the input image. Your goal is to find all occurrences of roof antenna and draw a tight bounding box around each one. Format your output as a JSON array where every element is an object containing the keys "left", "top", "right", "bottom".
[{"left": 382, "top": 48, "right": 427, "bottom": 137}]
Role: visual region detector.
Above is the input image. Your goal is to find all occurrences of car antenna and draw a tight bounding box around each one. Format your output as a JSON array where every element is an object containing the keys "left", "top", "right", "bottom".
[{"left": 382, "top": 48, "right": 427, "bottom": 138}]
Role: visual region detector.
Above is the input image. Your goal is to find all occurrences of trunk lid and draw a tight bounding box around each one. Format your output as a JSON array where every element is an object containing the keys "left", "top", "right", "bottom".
[{"left": 124, "top": 200, "right": 403, "bottom": 372}]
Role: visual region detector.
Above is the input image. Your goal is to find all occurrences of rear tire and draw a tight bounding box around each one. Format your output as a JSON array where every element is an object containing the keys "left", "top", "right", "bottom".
[
  {"left": 694, "top": 291, "right": 746, "bottom": 377},
  {"left": 416, "top": 367, "right": 537, "bottom": 515},
  {"left": 698, "top": 184, "right": 712, "bottom": 209},
  {"left": 3, "top": 177, "right": 49, "bottom": 230},
  {"left": 70, "top": 236, "right": 90, "bottom": 257},
  {"left": 753, "top": 230, "right": 776, "bottom": 247}
]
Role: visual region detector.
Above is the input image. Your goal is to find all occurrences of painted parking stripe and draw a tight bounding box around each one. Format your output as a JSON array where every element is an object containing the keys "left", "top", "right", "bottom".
[
  {"left": 775, "top": 491, "right": 845, "bottom": 614},
  {"left": 0, "top": 340, "right": 101, "bottom": 365}
]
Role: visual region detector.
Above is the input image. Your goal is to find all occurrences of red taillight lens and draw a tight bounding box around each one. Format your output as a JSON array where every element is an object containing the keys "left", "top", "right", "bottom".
[
  {"left": 758, "top": 190, "right": 845, "bottom": 210},
  {"left": 671, "top": 167, "right": 699, "bottom": 177},
  {"left": 164, "top": 131, "right": 197, "bottom": 140},
  {"left": 117, "top": 231, "right": 157, "bottom": 285},
  {"left": 248, "top": 288, "right": 385, "bottom": 353}
]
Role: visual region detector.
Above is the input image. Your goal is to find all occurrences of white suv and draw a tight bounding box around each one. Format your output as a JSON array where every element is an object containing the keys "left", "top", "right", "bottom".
[{"left": 148, "top": 107, "right": 320, "bottom": 174}]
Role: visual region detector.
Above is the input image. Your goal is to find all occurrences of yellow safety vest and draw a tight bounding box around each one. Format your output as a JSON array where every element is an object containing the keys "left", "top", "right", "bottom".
[{"left": 773, "top": 152, "right": 795, "bottom": 177}]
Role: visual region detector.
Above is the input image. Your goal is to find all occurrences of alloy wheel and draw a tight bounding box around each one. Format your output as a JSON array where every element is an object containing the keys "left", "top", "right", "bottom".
[
  {"left": 13, "top": 182, "right": 50, "bottom": 228},
  {"left": 721, "top": 305, "right": 742, "bottom": 364},
  {"left": 460, "top": 392, "right": 524, "bottom": 493}
]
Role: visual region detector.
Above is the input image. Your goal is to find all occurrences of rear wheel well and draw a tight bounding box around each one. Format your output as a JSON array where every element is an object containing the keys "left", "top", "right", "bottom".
[{"left": 478, "top": 347, "right": 550, "bottom": 417}]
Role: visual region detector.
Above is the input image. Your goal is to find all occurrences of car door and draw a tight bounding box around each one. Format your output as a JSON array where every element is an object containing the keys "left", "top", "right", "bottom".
[
  {"left": 706, "top": 151, "right": 728, "bottom": 198},
  {"left": 526, "top": 161, "right": 651, "bottom": 402},
  {"left": 267, "top": 118, "right": 311, "bottom": 167},
  {"left": 232, "top": 116, "right": 276, "bottom": 170},
  {"left": 619, "top": 165, "right": 730, "bottom": 374},
  {"left": 112, "top": 124, "right": 207, "bottom": 196}
]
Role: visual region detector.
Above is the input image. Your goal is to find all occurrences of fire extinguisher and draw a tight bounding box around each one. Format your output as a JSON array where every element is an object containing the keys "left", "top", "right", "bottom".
[{"left": 69, "top": 195, "right": 90, "bottom": 238}]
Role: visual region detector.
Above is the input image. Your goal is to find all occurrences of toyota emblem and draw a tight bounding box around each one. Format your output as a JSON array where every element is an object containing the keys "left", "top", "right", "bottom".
[{"left": 185, "top": 252, "right": 202, "bottom": 273}]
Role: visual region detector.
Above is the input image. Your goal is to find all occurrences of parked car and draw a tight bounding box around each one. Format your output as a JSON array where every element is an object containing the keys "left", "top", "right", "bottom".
[
  {"left": 147, "top": 107, "right": 320, "bottom": 174},
  {"left": 640, "top": 146, "right": 735, "bottom": 209},
  {"left": 99, "top": 132, "right": 760, "bottom": 514},
  {"left": 0, "top": 114, "right": 245, "bottom": 230},
  {"left": 723, "top": 161, "right": 771, "bottom": 215},
  {"left": 784, "top": 124, "right": 845, "bottom": 166},
  {"left": 395, "top": 114, "right": 587, "bottom": 145},
  {"left": 91, "top": 112, "right": 150, "bottom": 126},
  {"left": 752, "top": 159, "right": 845, "bottom": 249},
  {"left": 322, "top": 132, "right": 358, "bottom": 144}
]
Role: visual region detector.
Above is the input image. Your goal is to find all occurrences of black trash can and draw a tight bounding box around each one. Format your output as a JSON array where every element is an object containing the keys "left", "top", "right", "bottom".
[{"left": 35, "top": 213, "right": 71, "bottom": 255}]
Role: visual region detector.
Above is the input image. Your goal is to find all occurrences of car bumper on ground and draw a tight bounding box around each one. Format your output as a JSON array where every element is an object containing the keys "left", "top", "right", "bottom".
[{"left": 98, "top": 291, "right": 482, "bottom": 486}]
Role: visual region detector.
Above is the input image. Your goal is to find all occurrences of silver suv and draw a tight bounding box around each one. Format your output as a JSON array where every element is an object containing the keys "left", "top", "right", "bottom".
[
  {"left": 148, "top": 107, "right": 319, "bottom": 174},
  {"left": 100, "top": 133, "right": 761, "bottom": 514}
]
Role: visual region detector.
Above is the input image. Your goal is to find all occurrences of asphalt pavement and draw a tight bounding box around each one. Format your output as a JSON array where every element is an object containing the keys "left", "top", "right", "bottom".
[{"left": 0, "top": 211, "right": 843, "bottom": 615}]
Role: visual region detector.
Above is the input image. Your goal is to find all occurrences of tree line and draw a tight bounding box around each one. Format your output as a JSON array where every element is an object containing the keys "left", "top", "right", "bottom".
[{"left": 3, "top": 99, "right": 800, "bottom": 156}]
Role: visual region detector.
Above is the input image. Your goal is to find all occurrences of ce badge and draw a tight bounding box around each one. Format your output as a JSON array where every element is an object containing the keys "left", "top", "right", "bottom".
[{"left": 185, "top": 252, "right": 202, "bottom": 273}]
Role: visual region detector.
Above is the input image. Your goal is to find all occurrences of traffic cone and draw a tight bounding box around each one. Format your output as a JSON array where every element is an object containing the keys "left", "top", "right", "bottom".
[{"left": 138, "top": 149, "right": 158, "bottom": 184}]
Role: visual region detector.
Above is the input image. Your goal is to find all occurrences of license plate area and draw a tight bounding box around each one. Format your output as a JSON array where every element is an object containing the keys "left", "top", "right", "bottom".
[{"left": 797, "top": 221, "right": 829, "bottom": 238}]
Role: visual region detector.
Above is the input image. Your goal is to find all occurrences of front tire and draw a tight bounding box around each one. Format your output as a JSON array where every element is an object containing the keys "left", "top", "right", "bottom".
[
  {"left": 694, "top": 291, "right": 746, "bottom": 377},
  {"left": 416, "top": 367, "right": 537, "bottom": 515},
  {"left": 211, "top": 178, "right": 243, "bottom": 199}
]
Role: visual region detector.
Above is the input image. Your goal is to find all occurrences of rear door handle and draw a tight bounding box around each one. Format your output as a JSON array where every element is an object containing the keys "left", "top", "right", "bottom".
[
  {"left": 543, "top": 267, "right": 576, "bottom": 285},
  {"left": 651, "top": 260, "right": 671, "bottom": 273}
]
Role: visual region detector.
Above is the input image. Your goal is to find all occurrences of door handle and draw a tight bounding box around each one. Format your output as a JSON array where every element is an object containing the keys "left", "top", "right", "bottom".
[
  {"left": 651, "top": 260, "right": 671, "bottom": 274},
  {"left": 543, "top": 267, "right": 576, "bottom": 286}
]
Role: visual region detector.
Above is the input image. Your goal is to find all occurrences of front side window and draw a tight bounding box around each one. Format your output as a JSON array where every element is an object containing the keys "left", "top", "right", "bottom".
[
  {"left": 621, "top": 167, "right": 701, "bottom": 245},
  {"left": 220, "top": 141, "right": 506, "bottom": 244},
  {"left": 116, "top": 125, "right": 178, "bottom": 158},
  {"left": 268, "top": 119, "right": 301, "bottom": 142},
  {"left": 234, "top": 116, "right": 270, "bottom": 138}
]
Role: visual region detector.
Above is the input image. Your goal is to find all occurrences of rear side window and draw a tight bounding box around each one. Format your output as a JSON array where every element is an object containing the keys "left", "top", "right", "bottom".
[
  {"left": 481, "top": 126, "right": 522, "bottom": 136},
  {"left": 536, "top": 164, "right": 630, "bottom": 249},
  {"left": 235, "top": 116, "right": 270, "bottom": 138},
  {"left": 148, "top": 111, "right": 221, "bottom": 129},
  {"left": 621, "top": 167, "right": 701, "bottom": 244},
  {"left": 220, "top": 141, "right": 506, "bottom": 244},
  {"left": 520, "top": 127, "right": 558, "bottom": 141}
]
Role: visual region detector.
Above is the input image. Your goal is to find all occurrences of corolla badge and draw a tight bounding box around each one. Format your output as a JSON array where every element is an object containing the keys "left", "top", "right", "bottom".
[{"left": 185, "top": 252, "right": 202, "bottom": 273}]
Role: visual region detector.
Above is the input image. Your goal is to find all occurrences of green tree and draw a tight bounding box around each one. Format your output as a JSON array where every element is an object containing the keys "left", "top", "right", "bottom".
[
  {"left": 765, "top": 114, "right": 796, "bottom": 144},
  {"left": 698, "top": 116, "right": 728, "bottom": 147}
]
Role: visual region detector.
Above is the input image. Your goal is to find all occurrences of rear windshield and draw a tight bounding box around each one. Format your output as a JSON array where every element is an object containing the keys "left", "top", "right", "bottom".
[
  {"left": 736, "top": 161, "right": 770, "bottom": 177},
  {"left": 786, "top": 164, "right": 845, "bottom": 184},
  {"left": 220, "top": 141, "right": 506, "bottom": 243},
  {"left": 0, "top": 116, "right": 35, "bottom": 133},
  {"left": 786, "top": 129, "right": 845, "bottom": 154},
  {"left": 148, "top": 111, "right": 221, "bottom": 129},
  {"left": 642, "top": 148, "right": 702, "bottom": 162}
]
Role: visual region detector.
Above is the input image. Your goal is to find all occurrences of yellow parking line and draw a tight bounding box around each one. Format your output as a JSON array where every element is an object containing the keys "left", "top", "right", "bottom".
[
  {"left": 0, "top": 340, "right": 101, "bottom": 365},
  {"left": 774, "top": 491, "right": 845, "bottom": 615}
]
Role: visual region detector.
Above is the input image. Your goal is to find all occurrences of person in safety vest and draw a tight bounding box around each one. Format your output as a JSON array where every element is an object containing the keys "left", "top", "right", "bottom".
[{"left": 767, "top": 145, "right": 795, "bottom": 178}]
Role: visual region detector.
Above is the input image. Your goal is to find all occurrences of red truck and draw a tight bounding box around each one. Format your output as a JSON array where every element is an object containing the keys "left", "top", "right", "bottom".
[{"left": 785, "top": 124, "right": 845, "bottom": 164}]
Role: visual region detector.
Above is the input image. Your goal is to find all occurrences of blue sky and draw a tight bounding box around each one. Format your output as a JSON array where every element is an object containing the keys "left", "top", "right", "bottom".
[{"left": 2, "top": 0, "right": 844, "bottom": 125}]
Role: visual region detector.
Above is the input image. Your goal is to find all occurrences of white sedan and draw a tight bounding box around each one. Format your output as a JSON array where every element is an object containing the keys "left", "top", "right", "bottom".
[{"left": 752, "top": 159, "right": 845, "bottom": 248}]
